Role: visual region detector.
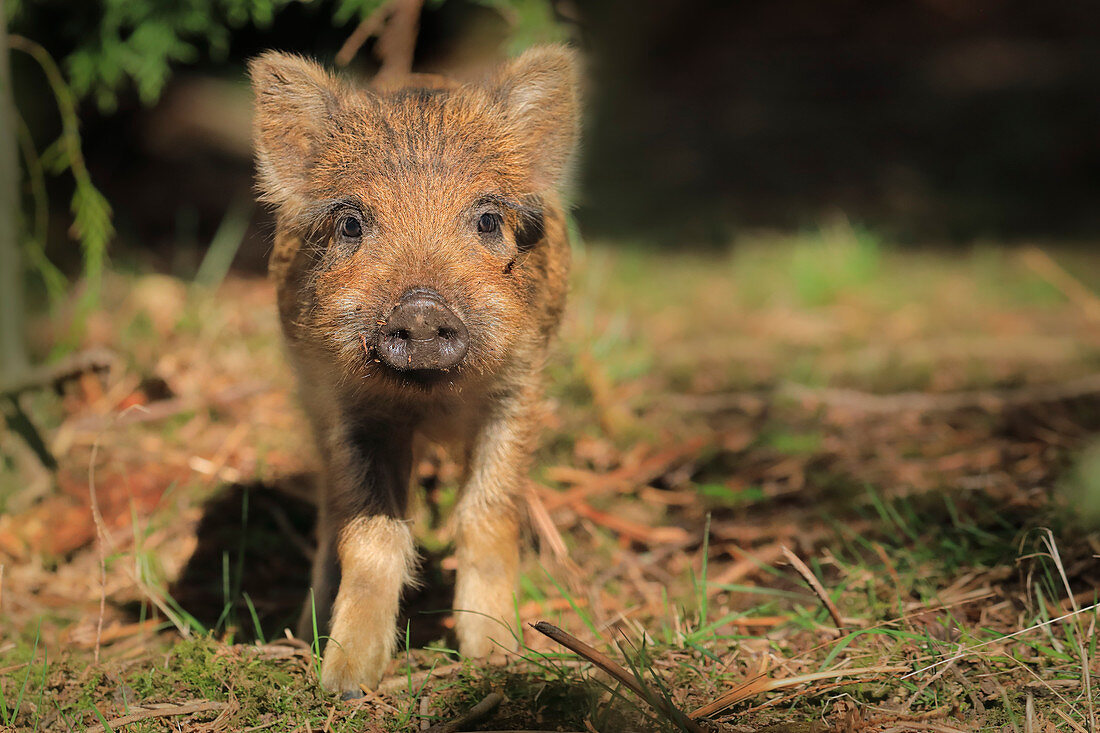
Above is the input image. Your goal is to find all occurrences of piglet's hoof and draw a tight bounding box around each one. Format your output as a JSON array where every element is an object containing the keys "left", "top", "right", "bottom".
[{"left": 340, "top": 689, "right": 365, "bottom": 701}]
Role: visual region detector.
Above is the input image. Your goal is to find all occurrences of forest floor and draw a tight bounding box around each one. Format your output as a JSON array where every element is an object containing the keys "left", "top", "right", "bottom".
[{"left": 3, "top": 222, "right": 1100, "bottom": 732}]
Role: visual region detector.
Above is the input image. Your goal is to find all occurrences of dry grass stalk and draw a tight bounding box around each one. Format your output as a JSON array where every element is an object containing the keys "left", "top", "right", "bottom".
[
  {"left": 1053, "top": 708, "right": 1088, "bottom": 733},
  {"left": 531, "top": 621, "right": 704, "bottom": 733},
  {"left": 87, "top": 428, "right": 109, "bottom": 664},
  {"left": 689, "top": 666, "right": 908, "bottom": 720},
  {"left": 568, "top": 498, "right": 690, "bottom": 545},
  {"left": 543, "top": 437, "right": 708, "bottom": 509},
  {"left": 1036, "top": 528, "right": 1096, "bottom": 732},
  {"left": 85, "top": 700, "right": 228, "bottom": 732},
  {"left": 1020, "top": 246, "right": 1100, "bottom": 322},
  {"left": 706, "top": 542, "right": 786, "bottom": 592},
  {"left": 524, "top": 484, "right": 572, "bottom": 567},
  {"left": 532, "top": 482, "right": 690, "bottom": 545},
  {"left": 902, "top": 601, "right": 1100, "bottom": 679},
  {"left": 781, "top": 545, "right": 845, "bottom": 630}
]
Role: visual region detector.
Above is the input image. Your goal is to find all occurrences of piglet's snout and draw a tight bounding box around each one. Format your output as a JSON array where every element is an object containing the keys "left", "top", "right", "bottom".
[{"left": 377, "top": 289, "right": 469, "bottom": 371}]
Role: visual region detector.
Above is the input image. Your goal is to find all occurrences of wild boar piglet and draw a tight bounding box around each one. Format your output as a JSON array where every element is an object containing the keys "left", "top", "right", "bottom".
[{"left": 249, "top": 45, "right": 580, "bottom": 695}]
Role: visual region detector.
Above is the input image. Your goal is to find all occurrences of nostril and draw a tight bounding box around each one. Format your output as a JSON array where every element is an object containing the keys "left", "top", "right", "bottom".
[
  {"left": 394, "top": 328, "right": 410, "bottom": 341},
  {"left": 437, "top": 327, "right": 453, "bottom": 340}
]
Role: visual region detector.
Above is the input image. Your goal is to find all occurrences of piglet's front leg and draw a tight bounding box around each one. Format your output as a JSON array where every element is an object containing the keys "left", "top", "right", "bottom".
[
  {"left": 320, "top": 514, "right": 415, "bottom": 695},
  {"left": 452, "top": 398, "right": 537, "bottom": 658},
  {"left": 317, "top": 432, "right": 417, "bottom": 697}
]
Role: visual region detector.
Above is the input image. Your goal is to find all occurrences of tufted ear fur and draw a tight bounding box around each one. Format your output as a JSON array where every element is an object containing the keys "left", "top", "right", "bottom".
[
  {"left": 248, "top": 51, "right": 349, "bottom": 215},
  {"left": 488, "top": 45, "right": 581, "bottom": 194}
]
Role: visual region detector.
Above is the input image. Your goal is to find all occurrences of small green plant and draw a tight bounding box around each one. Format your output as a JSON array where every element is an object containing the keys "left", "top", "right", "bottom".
[{"left": 789, "top": 219, "right": 882, "bottom": 307}]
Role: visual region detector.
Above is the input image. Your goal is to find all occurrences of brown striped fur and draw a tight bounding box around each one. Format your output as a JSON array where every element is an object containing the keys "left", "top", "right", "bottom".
[{"left": 248, "top": 46, "right": 579, "bottom": 694}]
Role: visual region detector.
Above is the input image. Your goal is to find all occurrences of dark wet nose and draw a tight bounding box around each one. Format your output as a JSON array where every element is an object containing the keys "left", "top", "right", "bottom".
[{"left": 377, "top": 290, "right": 469, "bottom": 371}]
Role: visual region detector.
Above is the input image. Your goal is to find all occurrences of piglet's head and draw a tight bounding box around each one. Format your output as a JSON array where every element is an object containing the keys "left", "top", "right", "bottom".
[{"left": 249, "top": 47, "right": 579, "bottom": 392}]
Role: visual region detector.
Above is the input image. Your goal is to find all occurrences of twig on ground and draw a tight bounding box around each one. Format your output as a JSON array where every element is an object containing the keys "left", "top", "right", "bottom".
[
  {"left": 878, "top": 724, "right": 971, "bottom": 733},
  {"left": 706, "top": 542, "right": 786, "bottom": 592},
  {"left": 1054, "top": 708, "right": 1088, "bottom": 733},
  {"left": 781, "top": 545, "right": 844, "bottom": 630},
  {"left": 690, "top": 666, "right": 907, "bottom": 720},
  {"left": 525, "top": 484, "right": 573, "bottom": 568},
  {"left": 1020, "top": 246, "right": 1100, "bottom": 322},
  {"left": 85, "top": 700, "right": 227, "bottom": 732},
  {"left": 781, "top": 373, "right": 1100, "bottom": 414},
  {"left": 531, "top": 621, "right": 704, "bottom": 733},
  {"left": 948, "top": 664, "right": 984, "bottom": 715},
  {"left": 533, "top": 481, "right": 690, "bottom": 545},
  {"left": 543, "top": 437, "right": 708, "bottom": 509},
  {"left": 423, "top": 692, "right": 503, "bottom": 733},
  {"left": 904, "top": 659, "right": 956, "bottom": 710},
  {"left": 88, "top": 426, "right": 109, "bottom": 664},
  {"left": 567, "top": 498, "right": 691, "bottom": 545},
  {"left": 0, "top": 347, "right": 115, "bottom": 398},
  {"left": 64, "top": 379, "right": 272, "bottom": 432}
]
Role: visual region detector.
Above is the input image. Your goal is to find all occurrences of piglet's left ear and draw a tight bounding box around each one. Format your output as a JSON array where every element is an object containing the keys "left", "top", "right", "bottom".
[{"left": 489, "top": 45, "right": 581, "bottom": 193}]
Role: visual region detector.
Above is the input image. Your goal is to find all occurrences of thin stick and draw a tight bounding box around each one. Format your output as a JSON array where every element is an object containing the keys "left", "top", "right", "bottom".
[
  {"left": 423, "top": 692, "right": 503, "bottom": 733},
  {"left": 1053, "top": 708, "right": 1088, "bottom": 733},
  {"left": 525, "top": 484, "right": 569, "bottom": 562},
  {"left": 0, "top": 346, "right": 115, "bottom": 398},
  {"left": 689, "top": 665, "right": 907, "bottom": 720},
  {"left": 88, "top": 426, "right": 109, "bottom": 664},
  {"left": 530, "top": 621, "right": 704, "bottom": 733},
  {"left": 781, "top": 545, "right": 844, "bottom": 630},
  {"left": 1020, "top": 246, "right": 1100, "bottom": 322},
  {"left": 85, "top": 700, "right": 227, "bottom": 733}
]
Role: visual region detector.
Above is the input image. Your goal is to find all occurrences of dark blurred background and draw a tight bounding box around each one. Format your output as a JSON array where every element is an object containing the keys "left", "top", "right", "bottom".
[
  {"left": 8, "top": 0, "right": 1100, "bottom": 279},
  {"left": 582, "top": 0, "right": 1100, "bottom": 245}
]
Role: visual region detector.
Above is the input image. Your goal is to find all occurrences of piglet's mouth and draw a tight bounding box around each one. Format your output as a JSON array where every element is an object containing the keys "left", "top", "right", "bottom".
[
  {"left": 389, "top": 366, "right": 457, "bottom": 388},
  {"left": 359, "top": 333, "right": 462, "bottom": 390}
]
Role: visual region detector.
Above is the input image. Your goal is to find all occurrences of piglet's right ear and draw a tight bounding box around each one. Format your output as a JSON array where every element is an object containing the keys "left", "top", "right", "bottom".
[{"left": 249, "top": 51, "right": 346, "bottom": 214}]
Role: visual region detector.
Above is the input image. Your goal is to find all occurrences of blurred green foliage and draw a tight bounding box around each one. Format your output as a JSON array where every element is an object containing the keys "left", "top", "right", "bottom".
[
  {"left": 6, "top": 0, "right": 386, "bottom": 111},
  {"left": 7, "top": 33, "right": 112, "bottom": 349},
  {"left": 5, "top": 0, "right": 565, "bottom": 112}
]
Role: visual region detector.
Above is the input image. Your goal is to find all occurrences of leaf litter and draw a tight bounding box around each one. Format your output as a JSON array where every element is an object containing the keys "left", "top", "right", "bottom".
[{"left": 2, "top": 240, "right": 1100, "bottom": 731}]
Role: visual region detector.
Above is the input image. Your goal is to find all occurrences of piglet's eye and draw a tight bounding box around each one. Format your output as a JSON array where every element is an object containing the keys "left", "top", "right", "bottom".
[
  {"left": 477, "top": 213, "right": 501, "bottom": 234},
  {"left": 339, "top": 216, "right": 362, "bottom": 238}
]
